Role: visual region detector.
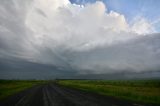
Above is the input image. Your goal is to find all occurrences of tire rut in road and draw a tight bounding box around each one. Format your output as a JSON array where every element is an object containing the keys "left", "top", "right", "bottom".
[
  {"left": 46, "top": 84, "right": 75, "bottom": 106},
  {"left": 15, "top": 85, "right": 44, "bottom": 106}
]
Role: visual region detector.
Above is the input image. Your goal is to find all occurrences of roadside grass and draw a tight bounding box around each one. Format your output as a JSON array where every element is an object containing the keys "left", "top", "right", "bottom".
[
  {"left": 57, "top": 80, "right": 160, "bottom": 105},
  {"left": 0, "top": 80, "right": 46, "bottom": 100}
]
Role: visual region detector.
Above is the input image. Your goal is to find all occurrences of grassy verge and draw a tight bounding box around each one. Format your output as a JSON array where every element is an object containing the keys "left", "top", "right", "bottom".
[
  {"left": 57, "top": 80, "right": 160, "bottom": 105},
  {"left": 0, "top": 80, "right": 46, "bottom": 100}
]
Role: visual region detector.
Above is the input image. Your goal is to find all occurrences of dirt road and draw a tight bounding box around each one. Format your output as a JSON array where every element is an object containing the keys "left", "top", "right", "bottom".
[{"left": 0, "top": 83, "right": 156, "bottom": 106}]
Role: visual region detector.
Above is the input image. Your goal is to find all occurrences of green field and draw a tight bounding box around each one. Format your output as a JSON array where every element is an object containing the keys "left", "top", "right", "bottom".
[
  {"left": 58, "top": 80, "right": 160, "bottom": 105},
  {"left": 0, "top": 80, "right": 46, "bottom": 100}
]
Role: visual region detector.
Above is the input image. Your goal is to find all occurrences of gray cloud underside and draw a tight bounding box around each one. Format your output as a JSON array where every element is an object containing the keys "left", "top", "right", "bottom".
[
  {"left": 0, "top": 56, "right": 160, "bottom": 79},
  {"left": 0, "top": 0, "right": 160, "bottom": 79}
]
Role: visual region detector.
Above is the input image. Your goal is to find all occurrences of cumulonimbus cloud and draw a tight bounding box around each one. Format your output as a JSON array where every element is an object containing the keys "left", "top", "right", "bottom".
[{"left": 0, "top": 0, "right": 159, "bottom": 75}]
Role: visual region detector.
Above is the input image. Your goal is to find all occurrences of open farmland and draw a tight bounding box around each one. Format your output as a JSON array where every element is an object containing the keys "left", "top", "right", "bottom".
[
  {"left": 0, "top": 80, "right": 159, "bottom": 106},
  {"left": 0, "top": 80, "right": 46, "bottom": 100},
  {"left": 58, "top": 80, "right": 160, "bottom": 105}
]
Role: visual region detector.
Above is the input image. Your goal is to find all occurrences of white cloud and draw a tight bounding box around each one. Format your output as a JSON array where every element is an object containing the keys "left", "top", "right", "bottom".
[
  {"left": 25, "top": 0, "right": 134, "bottom": 50},
  {"left": 131, "top": 17, "right": 155, "bottom": 34},
  {"left": 0, "top": 0, "right": 159, "bottom": 75}
]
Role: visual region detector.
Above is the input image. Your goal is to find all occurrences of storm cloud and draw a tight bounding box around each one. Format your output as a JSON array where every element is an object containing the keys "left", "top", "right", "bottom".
[{"left": 0, "top": 0, "right": 160, "bottom": 79}]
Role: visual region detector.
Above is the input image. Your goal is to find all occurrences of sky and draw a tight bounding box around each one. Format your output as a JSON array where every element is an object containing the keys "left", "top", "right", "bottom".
[
  {"left": 71, "top": 0, "right": 160, "bottom": 31},
  {"left": 0, "top": 0, "right": 160, "bottom": 79}
]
